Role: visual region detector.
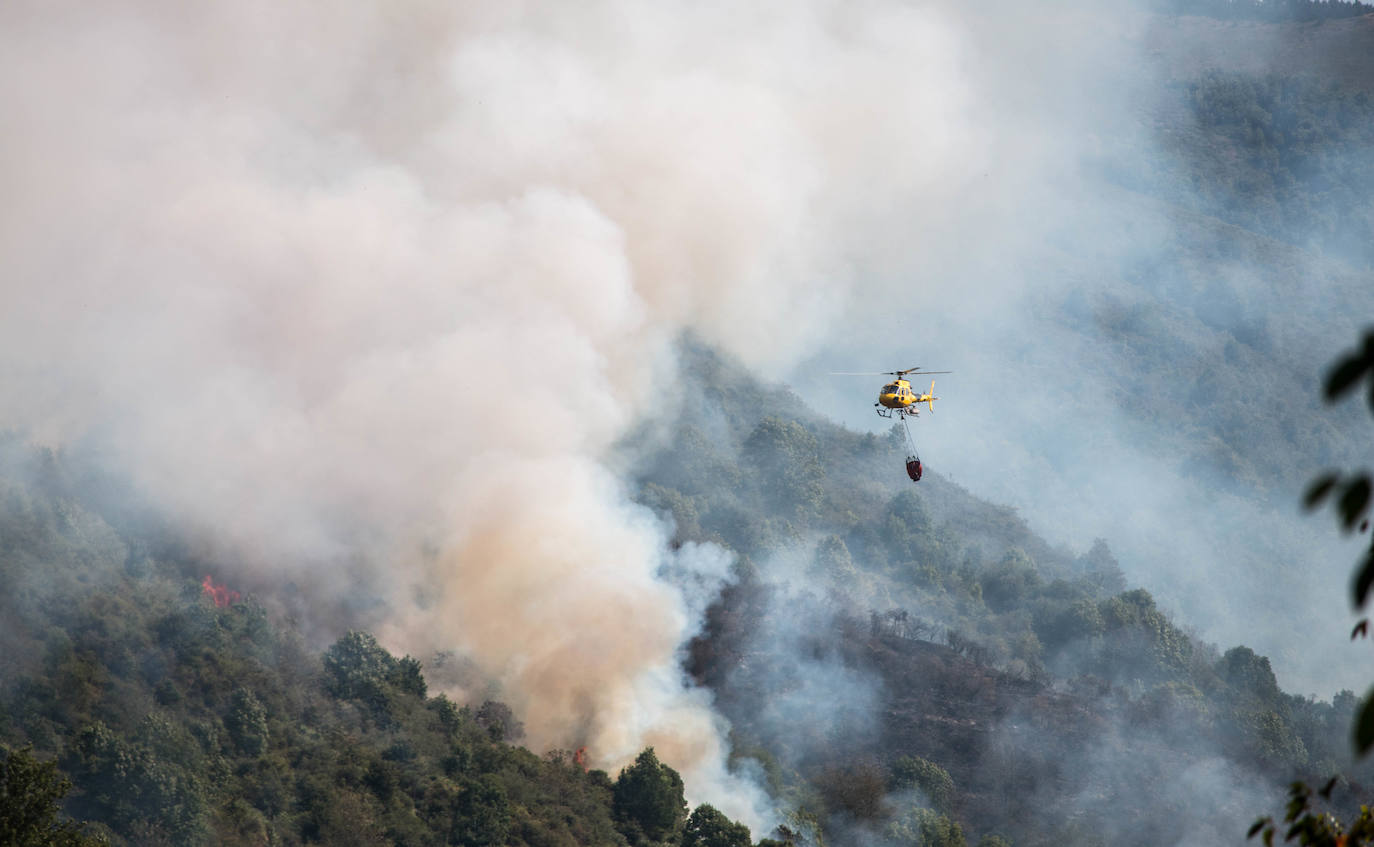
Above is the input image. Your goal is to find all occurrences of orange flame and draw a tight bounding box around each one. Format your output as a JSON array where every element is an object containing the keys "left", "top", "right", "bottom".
[
  {"left": 201, "top": 575, "right": 240, "bottom": 607},
  {"left": 574, "top": 746, "right": 588, "bottom": 771}
]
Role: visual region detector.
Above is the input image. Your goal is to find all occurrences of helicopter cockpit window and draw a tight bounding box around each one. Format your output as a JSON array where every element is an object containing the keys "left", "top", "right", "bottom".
[{"left": 882, "top": 384, "right": 898, "bottom": 394}]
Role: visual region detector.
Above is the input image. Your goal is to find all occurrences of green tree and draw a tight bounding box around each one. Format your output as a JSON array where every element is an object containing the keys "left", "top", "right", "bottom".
[
  {"left": 682, "top": 803, "right": 751, "bottom": 847},
  {"left": 66, "top": 722, "right": 206, "bottom": 843},
  {"left": 1078, "top": 538, "right": 1126, "bottom": 594},
  {"left": 224, "top": 687, "right": 269, "bottom": 756},
  {"left": 321, "top": 631, "right": 426, "bottom": 721},
  {"left": 1035, "top": 597, "right": 1105, "bottom": 650},
  {"left": 1096, "top": 588, "right": 1194, "bottom": 684},
  {"left": 1228, "top": 709, "right": 1308, "bottom": 768},
  {"left": 451, "top": 775, "right": 511, "bottom": 847},
  {"left": 883, "top": 490, "right": 934, "bottom": 565},
  {"left": 323, "top": 631, "right": 396, "bottom": 702},
  {"left": 390, "top": 655, "right": 427, "bottom": 698},
  {"left": 1217, "top": 647, "right": 1282, "bottom": 708},
  {"left": 812, "top": 535, "right": 857, "bottom": 582},
  {"left": 0, "top": 746, "right": 104, "bottom": 847},
  {"left": 743, "top": 417, "right": 825, "bottom": 518},
  {"left": 612, "top": 748, "right": 687, "bottom": 844},
  {"left": 886, "top": 807, "right": 967, "bottom": 847},
  {"left": 886, "top": 489, "right": 933, "bottom": 535},
  {"left": 474, "top": 700, "right": 524, "bottom": 743},
  {"left": 981, "top": 549, "right": 1042, "bottom": 613},
  {"left": 889, "top": 756, "right": 954, "bottom": 813}
]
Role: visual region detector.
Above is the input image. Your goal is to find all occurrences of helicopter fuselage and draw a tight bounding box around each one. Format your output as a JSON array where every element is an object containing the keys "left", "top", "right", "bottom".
[{"left": 875, "top": 378, "right": 937, "bottom": 417}]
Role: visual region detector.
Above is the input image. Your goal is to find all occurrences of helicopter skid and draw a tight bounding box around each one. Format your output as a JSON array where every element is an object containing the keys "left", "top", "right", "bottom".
[{"left": 875, "top": 407, "right": 919, "bottom": 420}]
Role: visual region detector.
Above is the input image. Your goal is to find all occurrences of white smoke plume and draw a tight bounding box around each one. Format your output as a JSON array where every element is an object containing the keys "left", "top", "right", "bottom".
[{"left": 0, "top": 0, "right": 1006, "bottom": 824}]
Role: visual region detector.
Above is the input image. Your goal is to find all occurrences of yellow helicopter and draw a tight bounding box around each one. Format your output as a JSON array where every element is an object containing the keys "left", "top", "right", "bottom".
[
  {"left": 832, "top": 367, "right": 950, "bottom": 419},
  {"left": 831, "top": 366, "right": 951, "bottom": 482}
]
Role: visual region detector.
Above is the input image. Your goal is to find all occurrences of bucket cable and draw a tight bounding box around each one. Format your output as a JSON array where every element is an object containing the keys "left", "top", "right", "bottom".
[{"left": 902, "top": 415, "right": 919, "bottom": 459}]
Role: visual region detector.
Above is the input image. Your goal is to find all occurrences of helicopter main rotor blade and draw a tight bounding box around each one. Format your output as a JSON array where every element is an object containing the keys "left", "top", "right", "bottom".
[{"left": 829, "top": 369, "right": 953, "bottom": 376}]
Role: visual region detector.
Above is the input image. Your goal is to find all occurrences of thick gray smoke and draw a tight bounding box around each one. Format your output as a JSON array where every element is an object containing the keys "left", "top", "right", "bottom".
[
  {"left": 6, "top": 0, "right": 1362, "bottom": 833},
  {"left": 789, "top": 7, "right": 1374, "bottom": 695},
  {"left": 0, "top": 0, "right": 1014, "bottom": 826}
]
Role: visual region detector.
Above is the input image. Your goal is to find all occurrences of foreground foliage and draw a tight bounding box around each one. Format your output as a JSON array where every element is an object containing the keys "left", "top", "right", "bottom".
[{"left": 0, "top": 745, "right": 104, "bottom": 847}]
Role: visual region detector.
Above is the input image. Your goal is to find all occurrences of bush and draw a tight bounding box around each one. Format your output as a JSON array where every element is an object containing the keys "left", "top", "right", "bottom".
[
  {"left": 890, "top": 756, "right": 955, "bottom": 812},
  {"left": 682, "top": 803, "right": 751, "bottom": 847},
  {"left": 224, "top": 688, "right": 268, "bottom": 756},
  {"left": 612, "top": 748, "right": 687, "bottom": 844},
  {"left": 0, "top": 745, "right": 103, "bottom": 847}
]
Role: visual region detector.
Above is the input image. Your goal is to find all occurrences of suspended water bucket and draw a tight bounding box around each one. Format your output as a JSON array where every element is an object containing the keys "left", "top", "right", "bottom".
[{"left": 905, "top": 456, "right": 923, "bottom": 482}]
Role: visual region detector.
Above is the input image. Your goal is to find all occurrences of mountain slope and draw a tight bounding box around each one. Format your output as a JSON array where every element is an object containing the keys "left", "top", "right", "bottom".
[{"left": 639, "top": 343, "right": 1370, "bottom": 847}]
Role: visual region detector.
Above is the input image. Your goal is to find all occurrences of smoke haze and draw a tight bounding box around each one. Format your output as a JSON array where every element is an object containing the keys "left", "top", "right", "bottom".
[
  {"left": 0, "top": 0, "right": 1011, "bottom": 825},
  {"left": 4, "top": 0, "right": 1370, "bottom": 833},
  {"left": 788, "top": 9, "right": 1374, "bottom": 695}
]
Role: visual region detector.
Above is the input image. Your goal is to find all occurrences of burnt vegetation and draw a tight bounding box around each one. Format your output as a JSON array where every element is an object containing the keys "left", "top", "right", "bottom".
[
  {"left": 6, "top": 9, "right": 1374, "bottom": 847},
  {"left": 649, "top": 343, "right": 1372, "bottom": 847},
  {"left": 0, "top": 437, "right": 726, "bottom": 846},
  {"left": 14, "top": 340, "right": 1365, "bottom": 845}
]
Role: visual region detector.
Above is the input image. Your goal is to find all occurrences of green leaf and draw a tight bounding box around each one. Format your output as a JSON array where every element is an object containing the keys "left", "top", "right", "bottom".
[
  {"left": 1326, "top": 355, "right": 1371, "bottom": 401},
  {"left": 1319, "top": 777, "right": 1338, "bottom": 800},
  {"left": 1353, "top": 688, "right": 1374, "bottom": 755},
  {"left": 1305, "top": 473, "right": 1341, "bottom": 510},
  {"left": 1339, "top": 477, "right": 1373, "bottom": 531},
  {"left": 1286, "top": 795, "right": 1304, "bottom": 821},
  {"left": 1353, "top": 550, "right": 1374, "bottom": 609},
  {"left": 1353, "top": 620, "right": 1369, "bottom": 640},
  {"left": 1247, "top": 819, "right": 1267, "bottom": 839}
]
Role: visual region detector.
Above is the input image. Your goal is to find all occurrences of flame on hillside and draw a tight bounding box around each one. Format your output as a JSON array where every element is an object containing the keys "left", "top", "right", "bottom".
[{"left": 201, "top": 575, "right": 241, "bottom": 608}]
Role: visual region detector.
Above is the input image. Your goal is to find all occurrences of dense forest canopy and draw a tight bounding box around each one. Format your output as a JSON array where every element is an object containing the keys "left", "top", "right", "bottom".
[
  {"left": 3, "top": 1, "right": 1374, "bottom": 846},
  {"left": 2, "top": 326, "right": 1371, "bottom": 844}
]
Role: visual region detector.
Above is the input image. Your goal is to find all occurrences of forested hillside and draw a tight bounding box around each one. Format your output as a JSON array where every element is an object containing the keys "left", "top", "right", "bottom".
[
  {"left": 5, "top": 4, "right": 1374, "bottom": 847},
  {"left": 633, "top": 342, "right": 1371, "bottom": 846},
  {"left": 854, "top": 5, "right": 1374, "bottom": 696},
  {"left": 0, "top": 438, "right": 754, "bottom": 846},
  {"left": 2, "top": 339, "right": 1365, "bottom": 846},
  {"left": 1044, "top": 13, "right": 1374, "bottom": 500}
]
